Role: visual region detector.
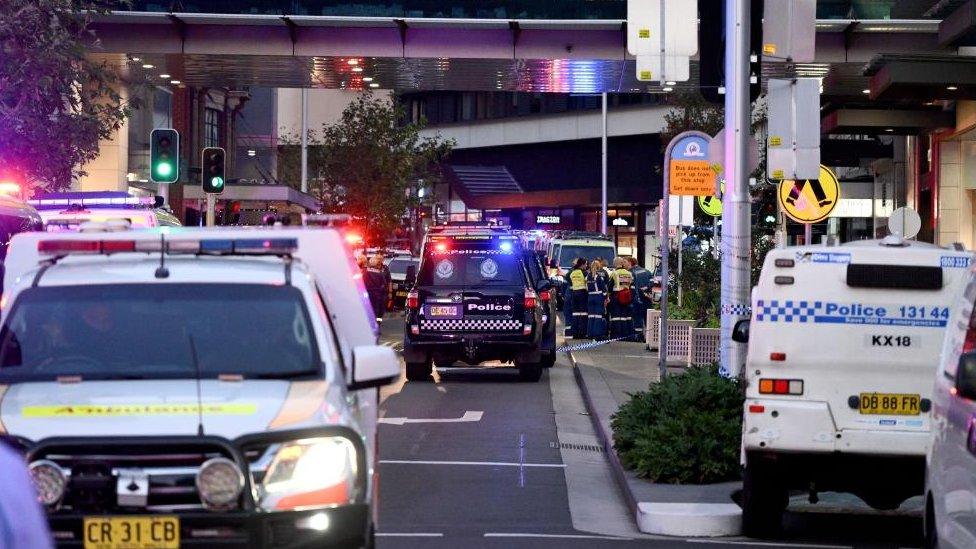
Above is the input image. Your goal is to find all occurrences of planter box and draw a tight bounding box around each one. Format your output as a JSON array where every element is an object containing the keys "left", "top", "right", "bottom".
[{"left": 645, "top": 310, "right": 720, "bottom": 366}]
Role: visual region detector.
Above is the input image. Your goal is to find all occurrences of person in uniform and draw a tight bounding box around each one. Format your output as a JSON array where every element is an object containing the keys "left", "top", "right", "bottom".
[
  {"left": 586, "top": 260, "right": 608, "bottom": 339},
  {"left": 608, "top": 257, "right": 636, "bottom": 340},
  {"left": 567, "top": 257, "right": 589, "bottom": 339},
  {"left": 365, "top": 255, "right": 389, "bottom": 324},
  {"left": 629, "top": 256, "right": 654, "bottom": 343}
]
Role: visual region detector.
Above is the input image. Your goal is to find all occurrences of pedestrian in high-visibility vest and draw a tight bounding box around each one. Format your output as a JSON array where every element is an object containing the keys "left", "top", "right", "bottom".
[
  {"left": 567, "top": 257, "right": 589, "bottom": 339},
  {"left": 608, "top": 257, "right": 636, "bottom": 340},
  {"left": 586, "top": 260, "right": 608, "bottom": 339}
]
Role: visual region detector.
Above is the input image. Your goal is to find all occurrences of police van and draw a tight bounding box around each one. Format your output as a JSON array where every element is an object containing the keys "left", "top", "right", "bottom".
[
  {"left": 0, "top": 227, "right": 398, "bottom": 548},
  {"left": 29, "top": 192, "right": 181, "bottom": 232},
  {"left": 736, "top": 234, "right": 973, "bottom": 537}
]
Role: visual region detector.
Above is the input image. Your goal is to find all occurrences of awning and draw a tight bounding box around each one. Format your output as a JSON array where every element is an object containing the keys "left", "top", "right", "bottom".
[{"left": 183, "top": 183, "right": 319, "bottom": 211}]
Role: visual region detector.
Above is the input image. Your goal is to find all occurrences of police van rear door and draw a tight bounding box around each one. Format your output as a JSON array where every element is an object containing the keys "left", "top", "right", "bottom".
[
  {"left": 751, "top": 244, "right": 973, "bottom": 435},
  {"left": 417, "top": 235, "right": 527, "bottom": 333}
]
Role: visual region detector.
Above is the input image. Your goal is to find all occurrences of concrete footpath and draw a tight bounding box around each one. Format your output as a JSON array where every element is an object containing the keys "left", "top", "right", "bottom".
[{"left": 568, "top": 341, "right": 743, "bottom": 538}]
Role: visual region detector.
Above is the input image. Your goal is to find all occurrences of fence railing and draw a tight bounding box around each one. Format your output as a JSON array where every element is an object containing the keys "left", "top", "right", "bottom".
[{"left": 645, "top": 310, "right": 720, "bottom": 366}]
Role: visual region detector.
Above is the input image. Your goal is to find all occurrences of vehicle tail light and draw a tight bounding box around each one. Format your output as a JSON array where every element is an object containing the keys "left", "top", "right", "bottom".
[
  {"left": 406, "top": 290, "right": 419, "bottom": 310},
  {"left": 769, "top": 352, "right": 786, "bottom": 362},
  {"left": 539, "top": 290, "right": 551, "bottom": 302},
  {"left": 748, "top": 404, "right": 765, "bottom": 413},
  {"left": 524, "top": 289, "right": 538, "bottom": 309},
  {"left": 758, "top": 378, "right": 803, "bottom": 395},
  {"left": 964, "top": 304, "right": 976, "bottom": 352}
]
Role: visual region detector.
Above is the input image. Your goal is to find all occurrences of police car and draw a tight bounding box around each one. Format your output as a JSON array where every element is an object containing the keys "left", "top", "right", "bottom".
[
  {"left": 0, "top": 227, "right": 398, "bottom": 548},
  {"left": 402, "top": 225, "right": 549, "bottom": 382},
  {"left": 925, "top": 253, "right": 976, "bottom": 548},
  {"left": 736, "top": 235, "right": 973, "bottom": 537},
  {"left": 29, "top": 192, "right": 181, "bottom": 232}
]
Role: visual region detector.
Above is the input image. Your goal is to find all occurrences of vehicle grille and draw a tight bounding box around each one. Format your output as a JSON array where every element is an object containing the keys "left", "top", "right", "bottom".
[{"left": 420, "top": 318, "right": 523, "bottom": 332}]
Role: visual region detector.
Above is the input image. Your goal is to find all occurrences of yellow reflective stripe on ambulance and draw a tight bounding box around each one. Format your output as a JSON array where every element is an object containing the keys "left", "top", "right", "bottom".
[{"left": 22, "top": 403, "right": 257, "bottom": 417}]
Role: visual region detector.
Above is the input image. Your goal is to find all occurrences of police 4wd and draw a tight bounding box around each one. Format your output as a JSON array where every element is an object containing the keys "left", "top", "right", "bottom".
[
  {"left": 402, "top": 227, "right": 549, "bottom": 382},
  {"left": 0, "top": 227, "right": 399, "bottom": 549},
  {"left": 735, "top": 236, "right": 972, "bottom": 538}
]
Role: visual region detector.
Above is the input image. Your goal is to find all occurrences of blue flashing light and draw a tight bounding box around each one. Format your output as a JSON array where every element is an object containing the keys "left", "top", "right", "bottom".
[
  {"left": 233, "top": 238, "right": 298, "bottom": 253},
  {"left": 499, "top": 241, "right": 513, "bottom": 252},
  {"left": 199, "top": 239, "right": 235, "bottom": 253}
]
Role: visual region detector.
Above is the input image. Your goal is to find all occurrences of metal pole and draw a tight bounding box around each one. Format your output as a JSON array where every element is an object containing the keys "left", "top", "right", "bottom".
[
  {"left": 659, "top": 169, "right": 670, "bottom": 380},
  {"left": 601, "top": 92, "right": 608, "bottom": 234},
  {"left": 677, "top": 196, "right": 683, "bottom": 307},
  {"left": 206, "top": 194, "right": 216, "bottom": 227},
  {"left": 720, "top": 0, "right": 752, "bottom": 378},
  {"left": 158, "top": 184, "right": 169, "bottom": 209},
  {"left": 804, "top": 222, "right": 812, "bottom": 245},
  {"left": 300, "top": 88, "right": 309, "bottom": 193}
]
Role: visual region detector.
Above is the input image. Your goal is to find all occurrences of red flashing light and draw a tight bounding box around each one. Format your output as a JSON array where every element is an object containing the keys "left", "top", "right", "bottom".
[
  {"left": 101, "top": 240, "right": 136, "bottom": 253},
  {"left": 38, "top": 240, "right": 100, "bottom": 254},
  {"left": 524, "top": 289, "right": 538, "bottom": 309},
  {"left": 345, "top": 233, "right": 364, "bottom": 245},
  {"left": 434, "top": 243, "right": 447, "bottom": 252}
]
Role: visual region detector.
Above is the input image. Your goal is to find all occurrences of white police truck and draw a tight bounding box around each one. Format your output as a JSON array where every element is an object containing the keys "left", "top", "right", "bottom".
[
  {"left": 0, "top": 226, "right": 398, "bottom": 548},
  {"left": 736, "top": 235, "right": 973, "bottom": 537}
]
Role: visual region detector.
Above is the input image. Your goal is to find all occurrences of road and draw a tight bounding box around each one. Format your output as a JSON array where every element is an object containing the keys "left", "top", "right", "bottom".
[{"left": 375, "top": 315, "right": 924, "bottom": 549}]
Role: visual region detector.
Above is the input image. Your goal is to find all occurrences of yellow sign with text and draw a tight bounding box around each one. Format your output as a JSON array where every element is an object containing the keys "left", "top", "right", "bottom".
[{"left": 778, "top": 165, "right": 840, "bottom": 224}]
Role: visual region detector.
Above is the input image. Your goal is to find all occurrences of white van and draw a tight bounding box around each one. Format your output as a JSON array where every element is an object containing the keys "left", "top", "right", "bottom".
[
  {"left": 547, "top": 232, "right": 617, "bottom": 275},
  {"left": 0, "top": 227, "right": 397, "bottom": 548},
  {"left": 926, "top": 256, "right": 976, "bottom": 548},
  {"left": 736, "top": 237, "right": 972, "bottom": 537}
]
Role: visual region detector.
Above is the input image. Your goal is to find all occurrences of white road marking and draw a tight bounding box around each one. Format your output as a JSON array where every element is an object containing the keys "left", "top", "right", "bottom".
[
  {"left": 379, "top": 410, "right": 483, "bottom": 425},
  {"left": 376, "top": 533, "right": 444, "bottom": 537},
  {"left": 689, "top": 540, "right": 851, "bottom": 549},
  {"left": 484, "top": 533, "right": 631, "bottom": 540},
  {"left": 379, "top": 459, "right": 566, "bottom": 468}
]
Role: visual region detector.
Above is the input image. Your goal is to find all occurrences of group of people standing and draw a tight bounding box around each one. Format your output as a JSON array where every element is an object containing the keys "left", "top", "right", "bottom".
[{"left": 563, "top": 256, "right": 653, "bottom": 342}]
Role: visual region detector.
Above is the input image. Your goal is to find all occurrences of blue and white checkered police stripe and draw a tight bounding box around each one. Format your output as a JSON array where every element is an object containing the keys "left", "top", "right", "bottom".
[
  {"left": 754, "top": 299, "right": 824, "bottom": 323},
  {"left": 721, "top": 303, "right": 752, "bottom": 316}
]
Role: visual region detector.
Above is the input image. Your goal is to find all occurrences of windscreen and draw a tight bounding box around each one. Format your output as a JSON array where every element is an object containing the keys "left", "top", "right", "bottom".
[
  {"left": 388, "top": 258, "right": 418, "bottom": 275},
  {"left": 0, "top": 284, "right": 320, "bottom": 382},
  {"left": 419, "top": 246, "right": 524, "bottom": 287},
  {"left": 558, "top": 244, "right": 617, "bottom": 268}
]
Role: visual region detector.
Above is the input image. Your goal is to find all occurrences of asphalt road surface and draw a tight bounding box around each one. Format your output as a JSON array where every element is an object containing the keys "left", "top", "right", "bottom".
[{"left": 375, "top": 314, "right": 923, "bottom": 549}]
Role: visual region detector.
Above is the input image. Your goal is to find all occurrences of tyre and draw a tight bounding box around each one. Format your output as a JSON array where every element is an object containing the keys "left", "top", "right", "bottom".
[
  {"left": 741, "top": 457, "right": 787, "bottom": 539},
  {"left": 405, "top": 360, "right": 432, "bottom": 382},
  {"left": 924, "top": 494, "right": 939, "bottom": 549},
  {"left": 541, "top": 352, "right": 556, "bottom": 368},
  {"left": 517, "top": 361, "right": 543, "bottom": 382}
]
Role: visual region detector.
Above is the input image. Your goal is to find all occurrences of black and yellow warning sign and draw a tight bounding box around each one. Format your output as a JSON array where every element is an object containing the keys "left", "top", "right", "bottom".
[
  {"left": 697, "top": 195, "right": 722, "bottom": 217},
  {"left": 777, "top": 165, "right": 840, "bottom": 224}
]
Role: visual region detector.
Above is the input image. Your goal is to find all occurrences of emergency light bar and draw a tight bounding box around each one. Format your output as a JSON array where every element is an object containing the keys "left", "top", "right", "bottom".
[
  {"left": 28, "top": 195, "right": 157, "bottom": 209},
  {"left": 37, "top": 238, "right": 299, "bottom": 256}
]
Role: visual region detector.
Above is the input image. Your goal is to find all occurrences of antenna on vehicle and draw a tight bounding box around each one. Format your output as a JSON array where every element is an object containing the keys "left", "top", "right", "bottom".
[
  {"left": 154, "top": 233, "right": 169, "bottom": 279},
  {"left": 187, "top": 334, "right": 205, "bottom": 436}
]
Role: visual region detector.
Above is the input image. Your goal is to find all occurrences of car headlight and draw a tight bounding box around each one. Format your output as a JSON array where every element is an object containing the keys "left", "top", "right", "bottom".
[
  {"left": 259, "top": 437, "right": 358, "bottom": 511},
  {"left": 196, "top": 457, "right": 245, "bottom": 510},
  {"left": 29, "top": 459, "right": 67, "bottom": 508}
]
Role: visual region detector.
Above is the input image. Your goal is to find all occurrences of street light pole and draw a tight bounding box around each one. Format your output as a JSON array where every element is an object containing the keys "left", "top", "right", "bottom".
[
  {"left": 601, "top": 92, "right": 608, "bottom": 234},
  {"left": 720, "top": 0, "right": 752, "bottom": 377},
  {"left": 300, "top": 88, "right": 309, "bottom": 194}
]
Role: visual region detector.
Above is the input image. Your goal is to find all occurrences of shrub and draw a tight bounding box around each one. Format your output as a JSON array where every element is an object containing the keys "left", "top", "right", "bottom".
[{"left": 611, "top": 364, "right": 743, "bottom": 484}]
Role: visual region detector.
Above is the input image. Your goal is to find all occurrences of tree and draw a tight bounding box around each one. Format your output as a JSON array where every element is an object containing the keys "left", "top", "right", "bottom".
[
  {"left": 0, "top": 0, "right": 141, "bottom": 192},
  {"left": 278, "top": 92, "right": 454, "bottom": 244}
]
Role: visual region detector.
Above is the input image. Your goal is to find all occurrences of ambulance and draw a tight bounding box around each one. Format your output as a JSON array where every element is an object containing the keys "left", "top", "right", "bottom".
[
  {"left": 736, "top": 233, "right": 973, "bottom": 537},
  {"left": 0, "top": 226, "right": 398, "bottom": 548}
]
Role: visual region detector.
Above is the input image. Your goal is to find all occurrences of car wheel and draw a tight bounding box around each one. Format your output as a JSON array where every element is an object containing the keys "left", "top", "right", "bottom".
[
  {"left": 741, "top": 457, "right": 787, "bottom": 539},
  {"left": 541, "top": 352, "right": 556, "bottom": 368},
  {"left": 405, "top": 360, "right": 432, "bottom": 382},
  {"left": 924, "top": 494, "right": 939, "bottom": 549},
  {"left": 517, "top": 361, "right": 543, "bottom": 382}
]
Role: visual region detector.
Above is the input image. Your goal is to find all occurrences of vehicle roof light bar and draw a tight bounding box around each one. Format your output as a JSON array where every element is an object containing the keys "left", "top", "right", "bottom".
[
  {"left": 28, "top": 196, "right": 156, "bottom": 209},
  {"left": 37, "top": 238, "right": 299, "bottom": 257}
]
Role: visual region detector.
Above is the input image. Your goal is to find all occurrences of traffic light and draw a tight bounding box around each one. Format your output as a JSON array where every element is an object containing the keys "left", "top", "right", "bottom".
[
  {"left": 754, "top": 185, "right": 778, "bottom": 232},
  {"left": 150, "top": 129, "right": 180, "bottom": 183},
  {"left": 698, "top": 0, "right": 764, "bottom": 105},
  {"left": 201, "top": 147, "right": 226, "bottom": 194}
]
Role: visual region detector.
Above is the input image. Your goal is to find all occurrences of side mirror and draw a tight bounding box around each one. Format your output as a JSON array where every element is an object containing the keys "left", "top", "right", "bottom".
[
  {"left": 956, "top": 352, "right": 976, "bottom": 401},
  {"left": 348, "top": 345, "right": 399, "bottom": 391},
  {"left": 405, "top": 265, "right": 417, "bottom": 286},
  {"left": 731, "top": 319, "right": 750, "bottom": 343}
]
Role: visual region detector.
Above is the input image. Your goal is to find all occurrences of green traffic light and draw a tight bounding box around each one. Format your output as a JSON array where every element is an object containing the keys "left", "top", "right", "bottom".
[
  {"left": 764, "top": 215, "right": 776, "bottom": 224},
  {"left": 156, "top": 162, "right": 173, "bottom": 178},
  {"left": 211, "top": 176, "right": 224, "bottom": 189}
]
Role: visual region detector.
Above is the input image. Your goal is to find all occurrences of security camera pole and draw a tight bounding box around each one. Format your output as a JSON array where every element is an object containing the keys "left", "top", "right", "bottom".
[{"left": 720, "top": 0, "right": 752, "bottom": 378}]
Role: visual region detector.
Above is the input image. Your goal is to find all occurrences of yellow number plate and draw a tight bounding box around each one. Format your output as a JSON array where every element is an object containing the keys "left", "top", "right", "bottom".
[
  {"left": 859, "top": 393, "right": 921, "bottom": 416},
  {"left": 396, "top": 291, "right": 407, "bottom": 297},
  {"left": 83, "top": 516, "right": 179, "bottom": 549}
]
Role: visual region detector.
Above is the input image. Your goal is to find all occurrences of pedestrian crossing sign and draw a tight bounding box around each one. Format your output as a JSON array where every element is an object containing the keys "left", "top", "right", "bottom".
[{"left": 778, "top": 165, "right": 840, "bottom": 224}]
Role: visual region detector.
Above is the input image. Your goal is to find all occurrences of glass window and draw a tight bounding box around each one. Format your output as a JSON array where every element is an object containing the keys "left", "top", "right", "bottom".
[
  {"left": 388, "top": 258, "right": 419, "bottom": 275},
  {"left": 557, "top": 245, "right": 617, "bottom": 268},
  {"left": 204, "top": 107, "right": 220, "bottom": 148},
  {"left": 419, "top": 248, "right": 524, "bottom": 286},
  {"left": 0, "top": 284, "right": 321, "bottom": 382}
]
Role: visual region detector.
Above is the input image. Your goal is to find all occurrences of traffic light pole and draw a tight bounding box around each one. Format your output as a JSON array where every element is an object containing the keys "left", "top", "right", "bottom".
[
  {"left": 206, "top": 194, "right": 216, "bottom": 226},
  {"left": 720, "top": 0, "right": 752, "bottom": 378}
]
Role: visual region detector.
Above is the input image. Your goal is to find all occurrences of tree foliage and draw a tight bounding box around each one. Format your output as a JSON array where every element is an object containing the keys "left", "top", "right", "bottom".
[
  {"left": 278, "top": 92, "right": 454, "bottom": 244},
  {"left": 659, "top": 91, "right": 725, "bottom": 147},
  {"left": 0, "top": 0, "right": 140, "bottom": 192}
]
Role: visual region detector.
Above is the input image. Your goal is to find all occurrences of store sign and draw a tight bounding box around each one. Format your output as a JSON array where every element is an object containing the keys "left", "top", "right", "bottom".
[
  {"left": 828, "top": 198, "right": 872, "bottom": 218},
  {"left": 536, "top": 215, "right": 561, "bottom": 224}
]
